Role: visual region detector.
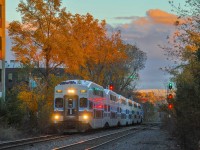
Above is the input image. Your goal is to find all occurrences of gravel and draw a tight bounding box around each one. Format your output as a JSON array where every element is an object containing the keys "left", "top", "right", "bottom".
[
  {"left": 95, "top": 125, "right": 181, "bottom": 150},
  {"left": 6, "top": 124, "right": 180, "bottom": 150}
]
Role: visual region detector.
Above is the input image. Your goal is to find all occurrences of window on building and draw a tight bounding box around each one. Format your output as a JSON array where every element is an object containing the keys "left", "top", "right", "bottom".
[{"left": 8, "top": 73, "right": 13, "bottom": 82}]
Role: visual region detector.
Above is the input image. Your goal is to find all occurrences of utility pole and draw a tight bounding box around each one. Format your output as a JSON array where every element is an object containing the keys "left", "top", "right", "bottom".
[{"left": 0, "top": 0, "right": 6, "bottom": 101}]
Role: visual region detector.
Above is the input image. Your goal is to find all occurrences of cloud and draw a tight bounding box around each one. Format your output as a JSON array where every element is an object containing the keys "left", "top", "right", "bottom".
[
  {"left": 134, "top": 17, "right": 149, "bottom": 26},
  {"left": 115, "top": 9, "right": 183, "bottom": 26},
  {"left": 147, "top": 9, "right": 179, "bottom": 25},
  {"left": 110, "top": 9, "right": 179, "bottom": 89},
  {"left": 114, "top": 16, "right": 138, "bottom": 20}
]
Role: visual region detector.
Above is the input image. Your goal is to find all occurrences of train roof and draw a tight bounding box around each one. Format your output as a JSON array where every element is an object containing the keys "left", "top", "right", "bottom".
[
  {"left": 104, "top": 89, "right": 118, "bottom": 95},
  {"left": 57, "top": 80, "right": 104, "bottom": 88}
]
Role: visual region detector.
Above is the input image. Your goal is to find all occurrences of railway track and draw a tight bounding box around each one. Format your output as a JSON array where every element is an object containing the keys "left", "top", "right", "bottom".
[
  {"left": 0, "top": 134, "right": 68, "bottom": 150},
  {"left": 53, "top": 126, "right": 147, "bottom": 150}
]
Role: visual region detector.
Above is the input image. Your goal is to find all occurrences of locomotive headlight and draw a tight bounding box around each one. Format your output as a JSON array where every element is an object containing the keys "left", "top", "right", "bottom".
[
  {"left": 54, "top": 114, "right": 60, "bottom": 120},
  {"left": 67, "top": 89, "right": 75, "bottom": 94},
  {"left": 83, "top": 114, "right": 88, "bottom": 120}
]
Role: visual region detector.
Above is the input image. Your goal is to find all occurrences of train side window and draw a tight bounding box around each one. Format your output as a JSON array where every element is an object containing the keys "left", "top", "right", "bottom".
[
  {"left": 100, "top": 91, "right": 104, "bottom": 97},
  {"left": 93, "top": 88, "right": 104, "bottom": 97},
  {"left": 104, "top": 105, "right": 107, "bottom": 111},
  {"left": 111, "top": 112, "right": 116, "bottom": 119},
  {"left": 108, "top": 105, "right": 110, "bottom": 112},
  {"left": 121, "top": 113, "right": 126, "bottom": 119},
  {"left": 80, "top": 97, "right": 87, "bottom": 108},
  {"left": 89, "top": 101, "right": 93, "bottom": 109},
  {"left": 55, "top": 98, "right": 63, "bottom": 108},
  {"left": 134, "top": 103, "right": 137, "bottom": 108},
  {"left": 94, "top": 109, "right": 103, "bottom": 118}
]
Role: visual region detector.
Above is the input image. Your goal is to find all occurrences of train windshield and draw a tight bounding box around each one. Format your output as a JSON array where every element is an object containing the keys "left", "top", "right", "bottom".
[
  {"left": 68, "top": 98, "right": 73, "bottom": 108},
  {"left": 80, "top": 98, "right": 87, "bottom": 108},
  {"left": 55, "top": 98, "right": 63, "bottom": 108}
]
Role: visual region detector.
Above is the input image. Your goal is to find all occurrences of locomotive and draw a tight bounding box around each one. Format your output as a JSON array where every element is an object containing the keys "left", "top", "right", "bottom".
[{"left": 52, "top": 80, "right": 143, "bottom": 132}]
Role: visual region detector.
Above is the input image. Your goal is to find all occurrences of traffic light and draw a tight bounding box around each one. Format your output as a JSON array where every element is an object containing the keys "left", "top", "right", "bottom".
[
  {"left": 169, "top": 82, "right": 172, "bottom": 90},
  {"left": 168, "top": 103, "right": 173, "bottom": 110},
  {"left": 109, "top": 83, "right": 114, "bottom": 90}
]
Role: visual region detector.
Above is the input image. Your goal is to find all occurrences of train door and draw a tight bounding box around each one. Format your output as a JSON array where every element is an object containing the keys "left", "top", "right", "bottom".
[{"left": 64, "top": 95, "right": 79, "bottom": 120}]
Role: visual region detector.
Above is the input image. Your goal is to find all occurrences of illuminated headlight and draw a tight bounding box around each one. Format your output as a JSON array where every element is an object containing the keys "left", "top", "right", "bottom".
[
  {"left": 83, "top": 114, "right": 88, "bottom": 120},
  {"left": 67, "top": 89, "right": 75, "bottom": 94},
  {"left": 54, "top": 114, "right": 60, "bottom": 120}
]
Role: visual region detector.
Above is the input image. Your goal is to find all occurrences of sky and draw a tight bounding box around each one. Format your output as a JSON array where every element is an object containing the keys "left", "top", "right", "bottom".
[{"left": 5, "top": 0, "right": 185, "bottom": 90}]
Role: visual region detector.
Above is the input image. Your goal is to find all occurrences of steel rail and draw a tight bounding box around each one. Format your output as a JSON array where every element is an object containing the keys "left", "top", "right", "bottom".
[
  {"left": 0, "top": 134, "right": 68, "bottom": 150},
  {"left": 86, "top": 128, "right": 146, "bottom": 150},
  {"left": 53, "top": 127, "right": 145, "bottom": 150}
]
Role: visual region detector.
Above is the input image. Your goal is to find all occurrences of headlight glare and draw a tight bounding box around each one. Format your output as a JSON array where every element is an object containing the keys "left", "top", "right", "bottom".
[
  {"left": 54, "top": 115, "right": 60, "bottom": 120},
  {"left": 83, "top": 114, "right": 88, "bottom": 120}
]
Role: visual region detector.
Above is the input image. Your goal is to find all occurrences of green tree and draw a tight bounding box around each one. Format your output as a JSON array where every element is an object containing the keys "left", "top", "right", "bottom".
[
  {"left": 103, "top": 44, "right": 147, "bottom": 95},
  {"left": 164, "top": 1, "right": 200, "bottom": 149}
]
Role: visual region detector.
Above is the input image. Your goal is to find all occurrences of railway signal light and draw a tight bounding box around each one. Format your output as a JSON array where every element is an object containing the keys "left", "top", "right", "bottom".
[
  {"left": 168, "top": 103, "right": 173, "bottom": 110},
  {"left": 169, "top": 82, "right": 173, "bottom": 90},
  {"left": 167, "top": 94, "right": 173, "bottom": 99},
  {"left": 109, "top": 83, "right": 114, "bottom": 90}
]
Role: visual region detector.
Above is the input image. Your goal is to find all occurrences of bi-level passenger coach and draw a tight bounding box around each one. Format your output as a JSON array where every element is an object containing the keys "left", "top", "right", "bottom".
[{"left": 52, "top": 80, "right": 143, "bottom": 132}]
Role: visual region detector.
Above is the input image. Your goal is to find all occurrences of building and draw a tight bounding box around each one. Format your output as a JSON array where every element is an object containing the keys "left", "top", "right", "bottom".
[
  {"left": 4, "top": 60, "right": 67, "bottom": 92},
  {"left": 0, "top": 0, "right": 5, "bottom": 100}
]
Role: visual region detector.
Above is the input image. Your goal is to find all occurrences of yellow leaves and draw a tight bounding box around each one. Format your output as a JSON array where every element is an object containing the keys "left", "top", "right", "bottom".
[
  {"left": 185, "top": 45, "right": 198, "bottom": 52},
  {"left": 18, "top": 91, "right": 38, "bottom": 112}
]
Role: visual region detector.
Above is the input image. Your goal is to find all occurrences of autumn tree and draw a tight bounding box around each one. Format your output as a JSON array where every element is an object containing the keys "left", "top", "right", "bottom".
[
  {"left": 60, "top": 14, "right": 127, "bottom": 84},
  {"left": 117, "top": 44, "right": 146, "bottom": 95},
  {"left": 7, "top": 0, "right": 146, "bottom": 131},
  {"left": 103, "top": 44, "right": 147, "bottom": 96}
]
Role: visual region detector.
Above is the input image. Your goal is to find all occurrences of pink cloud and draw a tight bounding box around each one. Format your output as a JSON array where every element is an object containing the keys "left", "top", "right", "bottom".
[
  {"left": 115, "top": 9, "right": 184, "bottom": 26},
  {"left": 134, "top": 17, "right": 149, "bottom": 25},
  {"left": 147, "top": 9, "right": 179, "bottom": 25}
]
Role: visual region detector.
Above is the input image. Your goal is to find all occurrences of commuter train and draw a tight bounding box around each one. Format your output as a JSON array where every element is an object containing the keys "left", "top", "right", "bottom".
[{"left": 52, "top": 80, "right": 143, "bottom": 132}]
